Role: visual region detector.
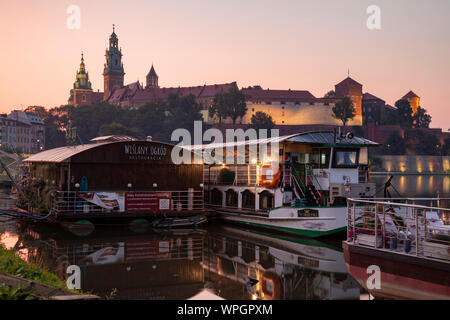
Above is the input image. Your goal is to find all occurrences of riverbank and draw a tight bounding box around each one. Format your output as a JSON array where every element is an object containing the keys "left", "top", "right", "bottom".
[{"left": 0, "top": 244, "right": 97, "bottom": 300}]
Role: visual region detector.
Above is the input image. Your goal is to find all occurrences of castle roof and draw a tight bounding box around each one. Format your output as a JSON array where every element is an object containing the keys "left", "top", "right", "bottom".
[
  {"left": 242, "top": 88, "right": 316, "bottom": 102},
  {"left": 147, "top": 65, "right": 157, "bottom": 77},
  {"left": 402, "top": 90, "right": 419, "bottom": 99},
  {"left": 109, "top": 82, "right": 238, "bottom": 103},
  {"left": 363, "top": 92, "right": 385, "bottom": 102},
  {"left": 335, "top": 77, "right": 362, "bottom": 87}
]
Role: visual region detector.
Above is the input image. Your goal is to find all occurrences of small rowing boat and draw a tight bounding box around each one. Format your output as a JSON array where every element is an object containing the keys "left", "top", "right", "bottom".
[{"left": 151, "top": 215, "right": 208, "bottom": 228}]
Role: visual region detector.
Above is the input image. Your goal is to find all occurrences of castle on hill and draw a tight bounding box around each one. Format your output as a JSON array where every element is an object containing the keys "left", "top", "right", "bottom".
[{"left": 68, "top": 27, "right": 420, "bottom": 127}]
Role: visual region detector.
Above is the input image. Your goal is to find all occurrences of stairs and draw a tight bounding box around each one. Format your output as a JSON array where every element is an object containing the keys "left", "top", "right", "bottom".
[{"left": 289, "top": 163, "right": 322, "bottom": 207}]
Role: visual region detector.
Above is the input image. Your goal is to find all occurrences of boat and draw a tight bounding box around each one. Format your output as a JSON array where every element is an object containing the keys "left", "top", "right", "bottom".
[
  {"left": 343, "top": 197, "right": 450, "bottom": 299},
  {"left": 188, "top": 130, "right": 379, "bottom": 237},
  {"left": 151, "top": 215, "right": 208, "bottom": 228},
  {"left": 12, "top": 135, "right": 212, "bottom": 224}
]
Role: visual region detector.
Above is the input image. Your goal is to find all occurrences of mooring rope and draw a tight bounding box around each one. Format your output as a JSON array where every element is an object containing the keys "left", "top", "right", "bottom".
[{"left": 0, "top": 210, "right": 55, "bottom": 220}]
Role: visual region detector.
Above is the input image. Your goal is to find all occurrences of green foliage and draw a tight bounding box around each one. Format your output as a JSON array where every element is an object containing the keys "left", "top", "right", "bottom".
[
  {"left": 382, "top": 131, "right": 406, "bottom": 155},
  {"left": 210, "top": 87, "right": 247, "bottom": 124},
  {"left": 0, "top": 245, "right": 69, "bottom": 291},
  {"left": 332, "top": 96, "right": 355, "bottom": 126},
  {"left": 413, "top": 106, "right": 432, "bottom": 128},
  {"left": 394, "top": 99, "right": 414, "bottom": 128},
  {"left": 249, "top": 111, "right": 275, "bottom": 131},
  {"left": 218, "top": 168, "right": 235, "bottom": 184},
  {"left": 442, "top": 137, "right": 450, "bottom": 156},
  {"left": 0, "top": 284, "right": 36, "bottom": 300},
  {"left": 323, "top": 90, "right": 335, "bottom": 98},
  {"left": 32, "top": 94, "right": 204, "bottom": 147},
  {"left": 99, "top": 122, "right": 139, "bottom": 137},
  {"left": 405, "top": 129, "right": 441, "bottom": 155}
]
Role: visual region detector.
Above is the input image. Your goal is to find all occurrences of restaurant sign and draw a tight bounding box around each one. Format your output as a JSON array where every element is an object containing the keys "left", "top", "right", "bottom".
[{"left": 124, "top": 143, "right": 168, "bottom": 161}]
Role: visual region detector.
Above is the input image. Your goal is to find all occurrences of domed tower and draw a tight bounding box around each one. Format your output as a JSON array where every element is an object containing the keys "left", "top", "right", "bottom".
[
  {"left": 68, "top": 52, "right": 93, "bottom": 106},
  {"left": 146, "top": 64, "right": 159, "bottom": 88},
  {"left": 103, "top": 25, "right": 125, "bottom": 100}
]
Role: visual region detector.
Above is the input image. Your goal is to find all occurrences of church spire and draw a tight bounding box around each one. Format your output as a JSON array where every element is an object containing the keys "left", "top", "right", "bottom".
[
  {"left": 146, "top": 64, "right": 159, "bottom": 88},
  {"left": 103, "top": 25, "right": 125, "bottom": 100}
]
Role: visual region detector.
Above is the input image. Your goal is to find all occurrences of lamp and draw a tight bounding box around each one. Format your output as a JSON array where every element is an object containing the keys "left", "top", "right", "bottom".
[
  {"left": 127, "top": 183, "right": 132, "bottom": 188},
  {"left": 153, "top": 183, "right": 157, "bottom": 188}
]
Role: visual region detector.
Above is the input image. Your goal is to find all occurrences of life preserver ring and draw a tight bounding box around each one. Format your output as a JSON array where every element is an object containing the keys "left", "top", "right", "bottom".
[{"left": 261, "top": 271, "right": 281, "bottom": 300}]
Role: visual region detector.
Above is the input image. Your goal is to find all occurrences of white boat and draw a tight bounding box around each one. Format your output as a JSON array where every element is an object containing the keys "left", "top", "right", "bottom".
[{"left": 194, "top": 130, "right": 379, "bottom": 237}]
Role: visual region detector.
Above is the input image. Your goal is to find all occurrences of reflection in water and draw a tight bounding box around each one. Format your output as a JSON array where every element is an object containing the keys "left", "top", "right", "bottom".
[
  {"left": 0, "top": 219, "right": 362, "bottom": 300},
  {"left": 371, "top": 174, "right": 450, "bottom": 198},
  {"left": 1, "top": 173, "right": 449, "bottom": 300}
]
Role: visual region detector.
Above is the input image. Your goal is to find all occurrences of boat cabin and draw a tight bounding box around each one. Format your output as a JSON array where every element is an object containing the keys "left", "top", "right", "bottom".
[
  {"left": 190, "top": 131, "right": 379, "bottom": 212},
  {"left": 22, "top": 136, "right": 204, "bottom": 218}
]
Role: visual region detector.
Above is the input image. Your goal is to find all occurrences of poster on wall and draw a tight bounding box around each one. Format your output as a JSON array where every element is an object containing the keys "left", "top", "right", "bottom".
[
  {"left": 77, "top": 192, "right": 125, "bottom": 212},
  {"left": 125, "top": 192, "right": 172, "bottom": 212}
]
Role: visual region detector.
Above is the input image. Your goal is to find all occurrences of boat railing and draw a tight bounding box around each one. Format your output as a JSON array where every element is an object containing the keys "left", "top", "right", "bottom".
[
  {"left": 52, "top": 190, "right": 204, "bottom": 214},
  {"left": 346, "top": 198, "right": 450, "bottom": 262},
  {"left": 203, "top": 165, "right": 260, "bottom": 186}
]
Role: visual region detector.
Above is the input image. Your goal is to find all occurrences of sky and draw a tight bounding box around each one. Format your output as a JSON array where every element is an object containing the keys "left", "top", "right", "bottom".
[{"left": 0, "top": 0, "right": 449, "bottom": 129}]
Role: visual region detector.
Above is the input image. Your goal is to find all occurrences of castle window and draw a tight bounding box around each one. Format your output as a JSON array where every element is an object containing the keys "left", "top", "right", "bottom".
[
  {"left": 281, "top": 106, "right": 285, "bottom": 110},
  {"left": 82, "top": 95, "right": 86, "bottom": 102},
  {"left": 252, "top": 108, "right": 255, "bottom": 112}
]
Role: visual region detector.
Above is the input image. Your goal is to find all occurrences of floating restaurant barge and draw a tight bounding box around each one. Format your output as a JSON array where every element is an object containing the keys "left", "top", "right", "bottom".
[
  {"left": 187, "top": 131, "right": 379, "bottom": 237},
  {"left": 18, "top": 136, "right": 209, "bottom": 223}
]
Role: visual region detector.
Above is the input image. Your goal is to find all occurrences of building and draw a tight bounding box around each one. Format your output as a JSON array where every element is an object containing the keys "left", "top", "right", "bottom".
[
  {"left": 68, "top": 27, "right": 234, "bottom": 114},
  {"left": 67, "top": 26, "right": 430, "bottom": 129},
  {"left": 402, "top": 90, "right": 420, "bottom": 114},
  {"left": 240, "top": 77, "right": 363, "bottom": 126},
  {"left": 0, "top": 111, "right": 45, "bottom": 153}
]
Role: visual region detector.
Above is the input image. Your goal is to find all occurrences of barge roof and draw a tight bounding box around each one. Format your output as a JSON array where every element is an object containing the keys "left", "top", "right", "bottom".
[
  {"left": 183, "top": 131, "right": 379, "bottom": 151},
  {"left": 23, "top": 142, "right": 112, "bottom": 163}
]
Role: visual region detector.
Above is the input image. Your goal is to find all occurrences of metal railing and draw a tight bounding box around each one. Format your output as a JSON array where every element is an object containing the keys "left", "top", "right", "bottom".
[
  {"left": 52, "top": 190, "right": 204, "bottom": 214},
  {"left": 346, "top": 198, "right": 450, "bottom": 262},
  {"left": 203, "top": 165, "right": 260, "bottom": 186}
]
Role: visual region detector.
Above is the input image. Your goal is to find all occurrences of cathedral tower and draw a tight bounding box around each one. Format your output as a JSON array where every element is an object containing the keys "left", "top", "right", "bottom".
[
  {"left": 146, "top": 65, "right": 159, "bottom": 88},
  {"left": 68, "top": 52, "right": 93, "bottom": 106},
  {"left": 103, "top": 25, "right": 125, "bottom": 100}
]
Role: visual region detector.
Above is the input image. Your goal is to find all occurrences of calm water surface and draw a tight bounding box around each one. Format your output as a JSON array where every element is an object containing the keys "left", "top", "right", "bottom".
[{"left": 0, "top": 174, "right": 448, "bottom": 300}]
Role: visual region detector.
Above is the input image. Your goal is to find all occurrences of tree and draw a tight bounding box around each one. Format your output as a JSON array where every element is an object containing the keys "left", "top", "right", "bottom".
[
  {"left": 210, "top": 87, "right": 247, "bottom": 124},
  {"left": 405, "top": 129, "right": 440, "bottom": 155},
  {"left": 442, "top": 137, "right": 450, "bottom": 156},
  {"left": 413, "top": 106, "right": 432, "bottom": 128},
  {"left": 249, "top": 111, "right": 275, "bottom": 132},
  {"left": 98, "top": 122, "right": 139, "bottom": 137},
  {"left": 394, "top": 99, "right": 414, "bottom": 128},
  {"left": 332, "top": 96, "right": 355, "bottom": 126},
  {"left": 381, "top": 131, "right": 406, "bottom": 155},
  {"left": 323, "top": 90, "right": 335, "bottom": 98}
]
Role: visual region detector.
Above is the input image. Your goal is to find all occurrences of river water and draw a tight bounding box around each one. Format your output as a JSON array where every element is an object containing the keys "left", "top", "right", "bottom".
[{"left": 0, "top": 174, "right": 448, "bottom": 300}]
